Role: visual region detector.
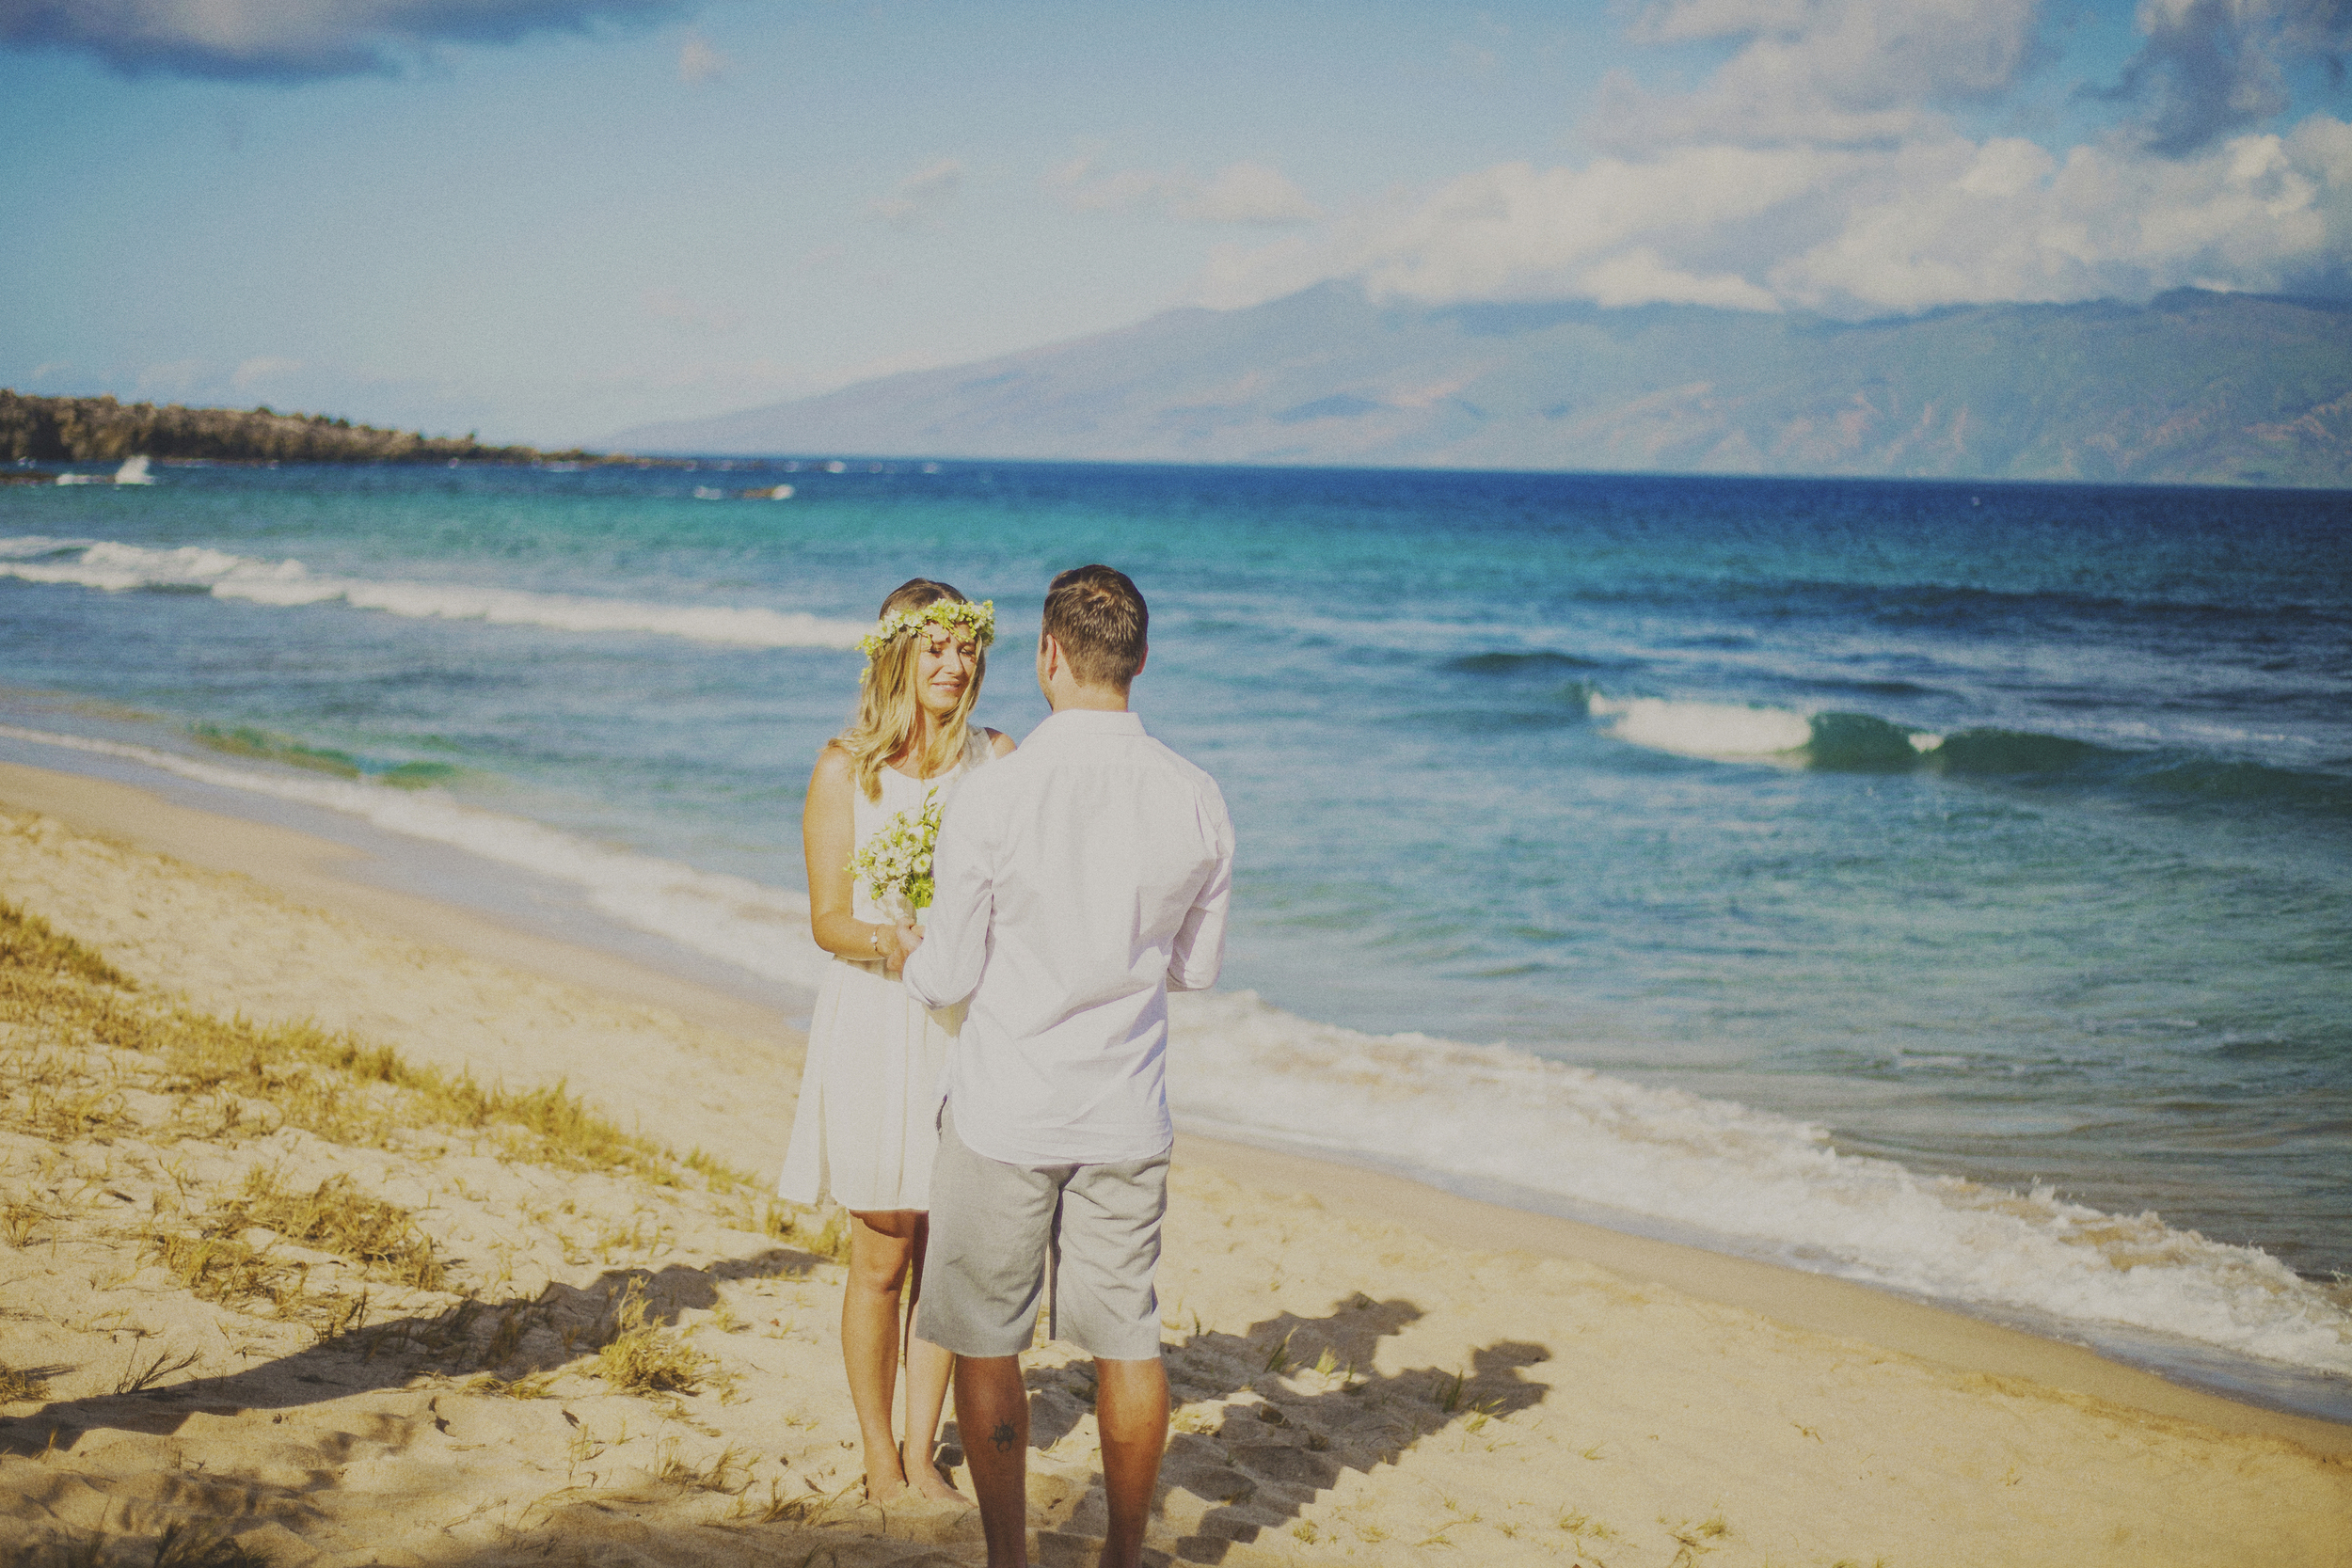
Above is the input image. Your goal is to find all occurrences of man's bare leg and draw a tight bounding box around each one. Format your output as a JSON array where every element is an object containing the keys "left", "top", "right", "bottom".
[
  {"left": 1092, "top": 1356, "right": 1168, "bottom": 1568},
  {"left": 955, "top": 1352, "right": 1031, "bottom": 1567}
]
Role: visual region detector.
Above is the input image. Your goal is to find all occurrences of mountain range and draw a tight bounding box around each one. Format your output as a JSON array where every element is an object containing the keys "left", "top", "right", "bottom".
[{"left": 614, "top": 286, "right": 2352, "bottom": 488}]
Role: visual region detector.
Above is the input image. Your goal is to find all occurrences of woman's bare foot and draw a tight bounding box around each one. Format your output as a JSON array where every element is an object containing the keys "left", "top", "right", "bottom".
[
  {"left": 904, "top": 1442, "right": 971, "bottom": 1506},
  {"left": 863, "top": 1457, "right": 913, "bottom": 1506},
  {"left": 912, "top": 1463, "right": 969, "bottom": 1505}
]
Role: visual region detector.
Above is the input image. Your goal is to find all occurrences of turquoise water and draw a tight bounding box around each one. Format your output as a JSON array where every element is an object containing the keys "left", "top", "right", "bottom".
[{"left": 4, "top": 459, "right": 2347, "bottom": 1407}]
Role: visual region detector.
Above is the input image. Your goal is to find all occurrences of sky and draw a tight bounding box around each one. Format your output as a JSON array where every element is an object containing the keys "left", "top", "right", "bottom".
[{"left": 4, "top": 0, "right": 2349, "bottom": 446}]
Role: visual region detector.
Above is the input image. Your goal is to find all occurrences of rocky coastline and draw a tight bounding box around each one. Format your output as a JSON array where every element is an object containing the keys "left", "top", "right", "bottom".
[{"left": 0, "top": 390, "right": 619, "bottom": 467}]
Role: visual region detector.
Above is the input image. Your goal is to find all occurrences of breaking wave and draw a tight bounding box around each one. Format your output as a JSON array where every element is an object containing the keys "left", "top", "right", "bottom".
[
  {"left": 0, "top": 535, "right": 868, "bottom": 650},
  {"left": 1168, "top": 990, "right": 2352, "bottom": 1384},
  {"left": 1560, "top": 690, "right": 2352, "bottom": 815}
]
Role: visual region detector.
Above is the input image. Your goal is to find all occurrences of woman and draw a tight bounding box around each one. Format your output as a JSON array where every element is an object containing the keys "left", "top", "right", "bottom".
[{"left": 778, "top": 578, "right": 1014, "bottom": 1506}]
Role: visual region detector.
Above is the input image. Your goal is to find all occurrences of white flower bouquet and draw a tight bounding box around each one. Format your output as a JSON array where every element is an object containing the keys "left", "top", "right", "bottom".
[{"left": 848, "top": 792, "right": 945, "bottom": 918}]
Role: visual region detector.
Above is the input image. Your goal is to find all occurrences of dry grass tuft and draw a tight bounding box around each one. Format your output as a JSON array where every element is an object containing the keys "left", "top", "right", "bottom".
[
  {"left": 136, "top": 1167, "right": 440, "bottom": 1332},
  {"left": 469, "top": 1370, "right": 560, "bottom": 1400},
  {"left": 1666, "top": 1513, "right": 1734, "bottom": 1567},
  {"left": 755, "top": 1199, "right": 850, "bottom": 1264},
  {"left": 142, "top": 1221, "right": 285, "bottom": 1307},
  {"left": 2, "top": 1196, "right": 50, "bottom": 1247},
  {"left": 0, "top": 1359, "right": 53, "bottom": 1403},
  {"left": 594, "top": 1278, "right": 709, "bottom": 1395},
  {"left": 684, "top": 1147, "right": 754, "bottom": 1193},
  {"left": 655, "top": 1440, "right": 752, "bottom": 1494},
  {"left": 151, "top": 1520, "right": 274, "bottom": 1568},
  {"left": 113, "top": 1346, "right": 199, "bottom": 1395},
  {"left": 0, "top": 901, "right": 133, "bottom": 989},
  {"left": 215, "top": 1167, "right": 446, "bottom": 1291},
  {"left": 739, "top": 1477, "right": 857, "bottom": 1526}
]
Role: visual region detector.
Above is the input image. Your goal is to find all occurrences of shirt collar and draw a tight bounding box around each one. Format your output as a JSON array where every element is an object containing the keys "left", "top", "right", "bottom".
[{"left": 1026, "top": 707, "right": 1145, "bottom": 744}]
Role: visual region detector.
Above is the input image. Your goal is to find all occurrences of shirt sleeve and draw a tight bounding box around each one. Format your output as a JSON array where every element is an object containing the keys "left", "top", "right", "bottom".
[
  {"left": 901, "top": 786, "right": 993, "bottom": 1010},
  {"left": 1167, "top": 785, "right": 1234, "bottom": 993}
]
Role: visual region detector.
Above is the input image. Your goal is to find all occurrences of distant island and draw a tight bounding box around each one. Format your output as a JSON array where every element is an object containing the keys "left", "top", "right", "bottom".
[
  {"left": 614, "top": 286, "right": 2352, "bottom": 490},
  {"left": 0, "top": 391, "right": 615, "bottom": 467}
]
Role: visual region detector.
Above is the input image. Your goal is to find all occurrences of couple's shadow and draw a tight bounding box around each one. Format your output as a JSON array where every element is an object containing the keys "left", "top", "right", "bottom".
[
  {"left": 5, "top": 1248, "right": 1553, "bottom": 1566},
  {"left": 0, "top": 1247, "right": 828, "bottom": 1456},
  {"left": 995, "top": 1294, "right": 1552, "bottom": 1563}
]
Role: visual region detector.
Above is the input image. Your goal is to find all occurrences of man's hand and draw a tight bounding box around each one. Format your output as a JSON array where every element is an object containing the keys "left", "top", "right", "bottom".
[{"left": 897, "top": 921, "right": 925, "bottom": 962}]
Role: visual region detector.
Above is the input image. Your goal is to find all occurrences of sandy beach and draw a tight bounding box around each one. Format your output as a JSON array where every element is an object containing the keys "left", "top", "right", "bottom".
[{"left": 2, "top": 760, "right": 2346, "bottom": 1568}]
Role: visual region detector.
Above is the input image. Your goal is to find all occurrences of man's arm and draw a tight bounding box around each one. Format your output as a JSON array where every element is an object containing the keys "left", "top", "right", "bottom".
[
  {"left": 1167, "top": 792, "right": 1233, "bottom": 993},
  {"left": 901, "top": 793, "right": 993, "bottom": 1010}
]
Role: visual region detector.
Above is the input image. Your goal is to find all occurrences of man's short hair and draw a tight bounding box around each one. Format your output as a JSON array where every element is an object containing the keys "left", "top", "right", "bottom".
[{"left": 1042, "top": 565, "right": 1148, "bottom": 690}]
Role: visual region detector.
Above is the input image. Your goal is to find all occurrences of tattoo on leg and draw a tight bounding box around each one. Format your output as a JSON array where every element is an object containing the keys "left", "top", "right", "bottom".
[{"left": 990, "top": 1421, "right": 1019, "bottom": 1453}]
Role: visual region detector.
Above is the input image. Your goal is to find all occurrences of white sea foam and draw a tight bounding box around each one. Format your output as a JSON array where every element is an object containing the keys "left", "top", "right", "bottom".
[
  {"left": 1588, "top": 695, "right": 1814, "bottom": 759},
  {"left": 0, "top": 535, "right": 868, "bottom": 649},
  {"left": 0, "top": 724, "right": 833, "bottom": 994},
  {"left": 1167, "top": 990, "right": 2352, "bottom": 1378},
  {"left": 6, "top": 717, "right": 2347, "bottom": 1386}
]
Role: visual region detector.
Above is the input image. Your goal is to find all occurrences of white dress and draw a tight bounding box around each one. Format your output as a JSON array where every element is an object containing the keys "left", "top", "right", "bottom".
[{"left": 776, "top": 729, "right": 993, "bottom": 1212}]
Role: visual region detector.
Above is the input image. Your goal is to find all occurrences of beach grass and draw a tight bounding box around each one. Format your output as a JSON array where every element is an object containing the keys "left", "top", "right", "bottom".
[
  {"left": 0, "top": 901, "right": 131, "bottom": 988},
  {"left": 1, "top": 898, "right": 688, "bottom": 1185},
  {"left": 0, "top": 1359, "right": 50, "bottom": 1404},
  {"left": 593, "top": 1277, "right": 712, "bottom": 1395},
  {"left": 0, "top": 890, "right": 845, "bottom": 1382}
]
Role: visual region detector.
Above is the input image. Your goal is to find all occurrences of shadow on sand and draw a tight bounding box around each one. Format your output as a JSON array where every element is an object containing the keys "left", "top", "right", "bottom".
[
  {"left": 4, "top": 1258, "right": 1551, "bottom": 1566},
  {"left": 0, "top": 1244, "right": 832, "bottom": 1457}
]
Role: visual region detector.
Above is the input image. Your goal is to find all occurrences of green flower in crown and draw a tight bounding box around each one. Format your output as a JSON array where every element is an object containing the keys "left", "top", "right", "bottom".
[{"left": 858, "top": 598, "right": 996, "bottom": 659}]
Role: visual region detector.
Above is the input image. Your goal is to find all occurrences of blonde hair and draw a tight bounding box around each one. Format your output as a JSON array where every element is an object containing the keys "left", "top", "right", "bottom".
[{"left": 838, "top": 578, "right": 987, "bottom": 801}]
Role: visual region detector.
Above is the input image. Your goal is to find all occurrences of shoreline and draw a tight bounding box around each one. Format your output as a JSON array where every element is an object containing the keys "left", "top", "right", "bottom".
[
  {"left": 6, "top": 760, "right": 2351, "bottom": 1564},
  {"left": 4, "top": 755, "right": 2344, "bottom": 1458}
]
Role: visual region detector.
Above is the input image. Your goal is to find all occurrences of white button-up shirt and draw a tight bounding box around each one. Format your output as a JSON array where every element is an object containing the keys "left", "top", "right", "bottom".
[{"left": 902, "top": 707, "right": 1234, "bottom": 1166}]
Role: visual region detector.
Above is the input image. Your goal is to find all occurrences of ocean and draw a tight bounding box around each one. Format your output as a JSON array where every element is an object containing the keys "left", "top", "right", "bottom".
[{"left": 4, "top": 457, "right": 2347, "bottom": 1418}]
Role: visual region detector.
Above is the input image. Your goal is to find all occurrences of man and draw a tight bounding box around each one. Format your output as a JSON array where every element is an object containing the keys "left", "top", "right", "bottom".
[{"left": 898, "top": 564, "right": 1233, "bottom": 1568}]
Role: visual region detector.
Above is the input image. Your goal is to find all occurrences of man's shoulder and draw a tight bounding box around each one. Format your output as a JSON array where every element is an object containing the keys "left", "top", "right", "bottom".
[
  {"left": 967, "top": 721, "right": 1224, "bottom": 806},
  {"left": 1136, "top": 733, "right": 1226, "bottom": 804},
  {"left": 950, "top": 744, "right": 1034, "bottom": 806}
]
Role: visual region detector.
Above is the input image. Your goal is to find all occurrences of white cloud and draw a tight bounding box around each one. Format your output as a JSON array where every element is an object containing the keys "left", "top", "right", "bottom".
[
  {"left": 29, "top": 361, "right": 70, "bottom": 379},
  {"left": 1050, "top": 158, "right": 1319, "bottom": 227},
  {"left": 866, "top": 158, "right": 963, "bottom": 227},
  {"left": 1184, "top": 0, "right": 2352, "bottom": 318},
  {"left": 675, "top": 29, "right": 724, "bottom": 84},
  {"left": 1776, "top": 117, "right": 2352, "bottom": 311},
  {"left": 0, "top": 0, "right": 687, "bottom": 79},
  {"left": 230, "top": 356, "right": 304, "bottom": 389},
  {"left": 1604, "top": 0, "right": 2045, "bottom": 149},
  {"left": 1178, "top": 163, "right": 1320, "bottom": 226},
  {"left": 1193, "top": 117, "right": 2352, "bottom": 317}
]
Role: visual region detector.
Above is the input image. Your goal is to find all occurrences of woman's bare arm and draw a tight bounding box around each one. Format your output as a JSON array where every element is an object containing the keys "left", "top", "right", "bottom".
[{"left": 804, "top": 744, "right": 909, "bottom": 967}]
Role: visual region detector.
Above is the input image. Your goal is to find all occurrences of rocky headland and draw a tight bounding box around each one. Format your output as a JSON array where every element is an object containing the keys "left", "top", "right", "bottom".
[{"left": 0, "top": 391, "right": 615, "bottom": 467}]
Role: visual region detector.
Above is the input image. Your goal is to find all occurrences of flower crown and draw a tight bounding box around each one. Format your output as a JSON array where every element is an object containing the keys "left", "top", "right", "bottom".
[{"left": 858, "top": 597, "right": 996, "bottom": 659}]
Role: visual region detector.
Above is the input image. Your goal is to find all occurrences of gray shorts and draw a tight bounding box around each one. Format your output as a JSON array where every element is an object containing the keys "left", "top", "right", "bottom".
[{"left": 914, "top": 1103, "right": 1168, "bottom": 1362}]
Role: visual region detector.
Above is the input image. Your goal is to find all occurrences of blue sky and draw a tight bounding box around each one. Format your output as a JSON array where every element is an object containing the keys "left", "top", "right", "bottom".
[{"left": 4, "top": 1, "right": 2347, "bottom": 444}]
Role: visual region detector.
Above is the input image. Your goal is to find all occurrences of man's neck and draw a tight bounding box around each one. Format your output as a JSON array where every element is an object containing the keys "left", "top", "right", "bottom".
[{"left": 1046, "top": 684, "right": 1130, "bottom": 713}]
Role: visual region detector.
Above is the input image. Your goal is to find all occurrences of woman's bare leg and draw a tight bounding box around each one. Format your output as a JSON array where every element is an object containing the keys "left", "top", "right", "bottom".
[
  {"left": 901, "top": 1216, "right": 966, "bottom": 1502},
  {"left": 844, "top": 1210, "right": 919, "bottom": 1502}
]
